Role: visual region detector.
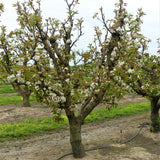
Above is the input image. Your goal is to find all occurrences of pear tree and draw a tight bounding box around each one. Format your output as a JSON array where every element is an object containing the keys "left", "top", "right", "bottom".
[
  {"left": 2, "top": 0, "right": 149, "bottom": 158},
  {"left": 0, "top": 25, "right": 38, "bottom": 107},
  {"left": 115, "top": 45, "right": 160, "bottom": 132}
]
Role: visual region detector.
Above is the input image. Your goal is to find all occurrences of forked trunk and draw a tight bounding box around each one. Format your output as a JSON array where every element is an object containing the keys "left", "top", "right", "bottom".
[
  {"left": 150, "top": 98, "right": 160, "bottom": 132},
  {"left": 65, "top": 89, "right": 105, "bottom": 158},
  {"left": 69, "top": 121, "right": 85, "bottom": 158}
]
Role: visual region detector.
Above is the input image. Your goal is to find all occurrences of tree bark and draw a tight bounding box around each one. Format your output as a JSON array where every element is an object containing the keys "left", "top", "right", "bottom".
[
  {"left": 150, "top": 98, "right": 160, "bottom": 132},
  {"left": 12, "top": 84, "right": 31, "bottom": 107},
  {"left": 22, "top": 93, "right": 31, "bottom": 107},
  {"left": 69, "top": 120, "right": 85, "bottom": 158}
]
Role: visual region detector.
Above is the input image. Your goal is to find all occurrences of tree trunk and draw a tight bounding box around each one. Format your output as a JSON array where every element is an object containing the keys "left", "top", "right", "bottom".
[
  {"left": 69, "top": 120, "right": 85, "bottom": 158},
  {"left": 150, "top": 98, "right": 160, "bottom": 132},
  {"left": 11, "top": 83, "right": 31, "bottom": 107},
  {"left": 65, "top": 89, "right": 106, "bottom": 158},
  {"left": 22, "top": 93, "right": 31, "bottom": 107}
]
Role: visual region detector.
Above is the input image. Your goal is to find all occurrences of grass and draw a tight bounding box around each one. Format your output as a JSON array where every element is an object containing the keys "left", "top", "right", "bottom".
[
  {"left": 85, "top": 102, "right": 150, "bottom": 123},
  {"left": 0, "top": 117, "right": 68, "bottom": 141},
  {"left": 0, "top": 96, "right": 36, "bottom": 106},
  {"left": 0, "top": 85, "right": 16, "bottom": 94},
  {"left": 0, "top": 101, "right": 150, "bottom": 142}
]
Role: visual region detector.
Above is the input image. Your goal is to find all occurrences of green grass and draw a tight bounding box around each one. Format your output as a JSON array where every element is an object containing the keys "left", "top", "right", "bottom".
[
  {"left": 0, "top": 96, "right": 36, "bottom": 105},
  {"left": 0, "top": 117, "right": 68, "bottom": 141},
  {"left": 0, "top": 85, "right": 16, "bottom": 94},
  {"left": 0, "top": 102, "right": 150, "bottom": 141},
  {"left": 85, "top": 102, "right": 150, "bottom": 123}
]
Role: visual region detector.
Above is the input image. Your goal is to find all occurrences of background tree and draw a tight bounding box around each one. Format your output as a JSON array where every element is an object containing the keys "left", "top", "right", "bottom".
[
  {"left": 115, "top": 44, "right": 160, "bottom": 132},
  {"left": 8, "top": 0, "right": 147, "bottom": 158},
  {"left": 108, "top": 2, "right": 160, "bottom": 132},
  {"left": 0, "top": 26, "right": 38, "bottom": 107}
]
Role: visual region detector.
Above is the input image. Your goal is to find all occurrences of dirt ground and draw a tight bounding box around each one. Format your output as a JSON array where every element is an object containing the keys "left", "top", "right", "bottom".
[{"left": 0, "top": 94, "right": 160, "bottom": 160}]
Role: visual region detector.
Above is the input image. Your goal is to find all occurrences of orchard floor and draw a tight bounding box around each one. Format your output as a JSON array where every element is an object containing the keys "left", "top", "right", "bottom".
[{"left": 0, "top": 94, "right": 160, "bottom": 160}]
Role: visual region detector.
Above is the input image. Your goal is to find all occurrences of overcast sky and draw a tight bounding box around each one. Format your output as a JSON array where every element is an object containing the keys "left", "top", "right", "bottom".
[{"left": 1, "top": 0, "right": 160, "bottom": 54}]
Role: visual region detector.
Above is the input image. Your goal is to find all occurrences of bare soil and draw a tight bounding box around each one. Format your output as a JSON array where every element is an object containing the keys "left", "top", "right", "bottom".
[{"left": 0, "top": 94, "right": 160, "bottom": 160}]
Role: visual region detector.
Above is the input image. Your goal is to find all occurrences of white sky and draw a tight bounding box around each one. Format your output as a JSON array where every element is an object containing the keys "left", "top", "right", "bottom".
[{"left": 1, "top": 0, "right": 160, "bottom": 54}]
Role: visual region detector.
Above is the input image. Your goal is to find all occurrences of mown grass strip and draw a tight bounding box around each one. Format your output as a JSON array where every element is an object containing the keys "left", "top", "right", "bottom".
[
  {"left": 0, "top": 85, "right": 16, "bottom": 94},
  {"left": 0, "top": 102, "right": 150, "bottom": 141},
  {"left": 0, "top": 117, "right": 68, "bottom": 141},
  {"left": 0, "top": 96, "right": 36, "bottom": 106},
  {"left": 85, "top": 102, "right": 150, "bottom": 123}
]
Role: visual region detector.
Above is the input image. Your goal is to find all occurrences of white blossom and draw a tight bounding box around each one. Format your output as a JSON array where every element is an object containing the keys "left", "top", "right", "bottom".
[
  {"left": 118, "top": 41, "right": 122, "bottom": 47},
  {"left": 111, "top": 50, "right": 117, "bottom": 57},
  {"left": 53, "top": 96, "right": 61, "bottom": 103},
  {"left": 49, "top": 92, "right": 57, "bottom": 97},
  {"left": 48, "top": 86, "right": 52, "bottom": 90},
  {"left": 16, "top": 70, "right": 21, "bottom": 77},
  {"left": 128, "top": 69, "right": 134, "bottom": 73},
  {"left": 114, "top": 75, "right": 121, "bottom": 81},
  {"left": 35, "top": 80, "right": 41, "bottom": 85},
  {"left": 65, "top": 79, "right": 70, "bottom": 84},
  {"left": 66, "top": 39, "right": 72, "bottom": 44},
  {"left": 117, "top": 27, "right": 123, "bottom": 33},
  {"left": 110, "top": 57, "right": 114, "bottom": 61},
  {"left": 32, "top": 74, "right": 36, "bottom": 78},
  {"left": 34, "top": 55, "right": 40, "bottom": 61},
  {"left": 7, "top": 74, "right": 16, "bottom": 82},
  {"left": 141, "top": 85, "right": 145, "bottom": 90},
  {"left": 60, "top": 96, "right": 66, "bottom": 103},
  {"left": 0, "top": 53, "right": 3, "bottom": 60},
  {"left": 16, "top": 57, "right": 25, "bottom": 65},
  {"left": 17, "top": 76, "right": 25, "bottom": 83},
  {"left": 26, "top": 81, "right": 31, "bottom": 85},
  {"left": 64, "top": 67, "right": 68, "bottom": 70},
  {"left": 122, "top": 83, "right": 126, "bottom": 87},
  {"left": 54, "top": 83, "right": 62, "bottom": 88},
  {"left": 118, "top": 61, "right": 125, "bottom": 66},
  {"left": 35, "top": 85, "right": 39, "bottom": 91},
  {"left": 95, "top": 89, "right": 100, "bottom": 93},
  {"left": 49, "top": 93, "right": 66, "bottom": 104},
  {"left": 90, "top": 82, "right": 98, "bottom": 90},
  {"left": 110, "top": 68, "right": 116, "bottom": 74}
]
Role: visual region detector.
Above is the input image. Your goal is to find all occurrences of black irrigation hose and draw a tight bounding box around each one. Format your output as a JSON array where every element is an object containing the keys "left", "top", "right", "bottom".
[
  {"left": 120, "top": 122, "right": 150, "bottom": 144},
  {"left": 56, "top": 145, "right": 111, "bottom": 160},
  {"left": 56, "top": 122, "right": 150, "bottom": 160},
  {"left": 56, "top": 152, "right": 73, "bottom": 160}
]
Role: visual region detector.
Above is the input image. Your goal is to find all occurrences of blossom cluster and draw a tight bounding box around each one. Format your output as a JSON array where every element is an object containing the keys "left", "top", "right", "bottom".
[
  {"left": 49, "top": 92, "right": 66, "bottom": 103},
  {"left": 7, "top": 70, "right": 25, "bottom": 83}
]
